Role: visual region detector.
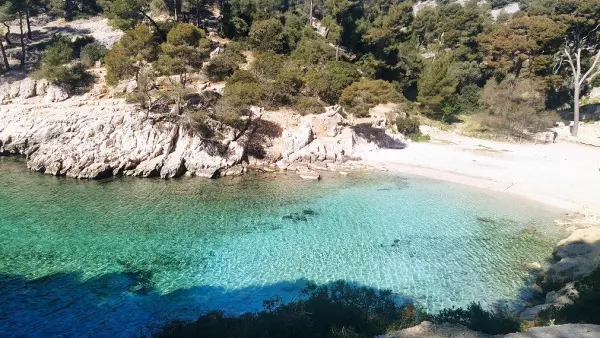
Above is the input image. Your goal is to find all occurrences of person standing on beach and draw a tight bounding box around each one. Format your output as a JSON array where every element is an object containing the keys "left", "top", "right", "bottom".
[{"left": 553, "top": 131, "right": 558, "bottom": 143}]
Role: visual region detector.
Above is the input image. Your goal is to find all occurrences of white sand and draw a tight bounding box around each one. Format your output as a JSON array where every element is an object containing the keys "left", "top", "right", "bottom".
[{"left": 362, "top": 130, "right": 600, "bottom": 214}]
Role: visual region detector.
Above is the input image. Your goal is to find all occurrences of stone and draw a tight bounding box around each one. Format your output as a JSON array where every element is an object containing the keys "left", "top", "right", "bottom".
[
  {"left": 18, "top": 78, "right": 37, "bottom": 100},
  {"left": 45, "top": 85, "right": 69, "bottom": 103},
  {"left": 519, "top": 304, "right": 550, "bottom": 321}
]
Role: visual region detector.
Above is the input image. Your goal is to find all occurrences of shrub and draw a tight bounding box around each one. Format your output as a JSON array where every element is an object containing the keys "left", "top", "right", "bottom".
[
  {"left": 251, "top": 51, "right": 286, "bottom": 80},
  {"left": 433, "top": 302, "right": 520, "bottom": 335},
  {"left": 291, "top": 38, "right": 336, "bottom": 66},
  {"left": 262, "top": 68, "right": 303, "bottom": 107},
  {"left": 153, "top": 281, "right": 424, "bottom": 338},
  {"left": 396, "top": 117, "right": 420, "bottom": 136},
  {"left": 206, "top": 50, "right": 247, "bottom": 81},
  {"left": 339, "top": 79, "right": 402, "bottom": 117},
  {"left": 293, "top": 97, "right": 326, "bottom": 116},
  {"left": 538, "top": 266, "right": 600, "bottom": 325},
  {"left": 249, "top": 18, "right": 286, "bottom": 53},
  {"left": 80, "top": 43, "right": 108, "bottom": 67},
  {"left": 34, "top": 36, "right": 91, "bottom": 89},
  {"left": 305, "top": 61, "right": 360, "bottom": 105},
  {"left": 477, "top": 76, "right": 558, "bottom": 138}
]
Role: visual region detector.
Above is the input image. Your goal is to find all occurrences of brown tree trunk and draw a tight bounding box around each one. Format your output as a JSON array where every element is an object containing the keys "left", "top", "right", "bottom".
[
  {"left": 18, "top": 14, "right": 25, "bottom": 67},
  {"left": 572, "top": 85, "right": 580, "bottom": 137},
  {"left": 0, "top": 40, "right": 9, "bottom": 71},
  {"left": 26, "top": 9, "right": 32, "bottom": 40},
  {"left": 2, "top": 23, "right": 11, "bottom": 45}
]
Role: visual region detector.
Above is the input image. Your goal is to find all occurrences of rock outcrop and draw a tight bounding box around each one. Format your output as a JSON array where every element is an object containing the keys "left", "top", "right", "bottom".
[
  {"left": 519, "top": 213, "right": 600, "bottom": 320},
  {"left": 380, "top": 321, "right": 600, "bottom": 338},
  {"left": 0, "top": 99, "right": 254, "bottom": 179},
  {"left": 0, "top": 81, "right": 404, "bottom": 179}
]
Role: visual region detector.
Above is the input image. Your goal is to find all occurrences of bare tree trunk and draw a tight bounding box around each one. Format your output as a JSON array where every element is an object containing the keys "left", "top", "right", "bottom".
[
  {"left": 335, "top": 44, "right": 339, "bottom": 61},
  {"left": 572, "top": 84, "right": 580, "bottom": 137},
  {"left": 174, "top": 0, "right": 178, "bottom": 21},
  {"left": 309, "top": 0, "right": 313, "bottom": 26},
  {"left": 0, "top": 40, "right": 9, "bottom": 71},
  {"left": 18, "top": 14, "right": 25, "bottom": 67},
  {"left": 26, "top": 9, "right": 32, "bottom": 40}
]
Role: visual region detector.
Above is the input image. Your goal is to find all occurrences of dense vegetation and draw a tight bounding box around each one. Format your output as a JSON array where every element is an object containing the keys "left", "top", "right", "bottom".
[
  {"left": 150, "top": 280, "right": 522, "bottom": 338},
  {"left": 2, "top": 0, "right": 599, "bottom": 136}
]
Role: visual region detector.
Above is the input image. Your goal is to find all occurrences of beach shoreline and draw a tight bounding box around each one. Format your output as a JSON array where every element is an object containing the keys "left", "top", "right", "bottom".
[{"left": 361, "top": 129, "right": 600, "bottom": 214}]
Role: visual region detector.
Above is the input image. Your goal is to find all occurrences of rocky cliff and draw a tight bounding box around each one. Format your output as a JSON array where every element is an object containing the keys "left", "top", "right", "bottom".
[{"left": 0, "top": 79, "right": 405, "bottom": 179}]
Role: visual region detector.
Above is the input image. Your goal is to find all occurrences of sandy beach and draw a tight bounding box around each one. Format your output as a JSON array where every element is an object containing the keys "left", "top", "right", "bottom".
[{"left": 362, "top": 129, "right": 600, "bottom": 214}]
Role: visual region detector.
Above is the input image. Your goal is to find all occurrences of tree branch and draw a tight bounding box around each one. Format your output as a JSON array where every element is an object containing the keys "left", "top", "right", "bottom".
[
  {"left": 564, "top": 48, "right": 577, "bottom": 76},
  {"left": 580, "top": 50, "right": 600, "bottom": 86}
]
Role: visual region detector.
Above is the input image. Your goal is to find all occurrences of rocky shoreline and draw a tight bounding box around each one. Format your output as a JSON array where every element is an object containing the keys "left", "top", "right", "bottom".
[
  {"left": 519, "top": 212, "right": 600, "bottom": 321},
  {"left": 0, "top": 78, "right": 405, "bottom": 180}
]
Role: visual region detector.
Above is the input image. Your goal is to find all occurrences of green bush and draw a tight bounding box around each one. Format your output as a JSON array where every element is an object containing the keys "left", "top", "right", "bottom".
[
  {"left": 80, "top": 43, "right": 108, "bottom": 67},
  {"left": 206, "top": 50, "right": 247, "bottom": 81},
  {"left": 396, "top": 117, "right": 421, "bottom": 136},
  {"left": 153, "top": 281, "right": 424, "bottom": 338},
  {"left": 293, "top": 97, "right": 326, "bottom": 116},
  {"left": 433, "top": 303, "right": 520, "bottom": 335},
  {"left": 305, "top": 61, "right": 360, "bottom": 105},
  {"left": 249, "top": 18, "right": 286, "bottom": 53},
  {"left": 339, "top": 79, "right": 402, "bottom": 117},
  {"left": 251, "top": 51, "right": 286, "bottom": 80},
  {"left": 34, "top": 36, "right": 91, "bottom": 89}
]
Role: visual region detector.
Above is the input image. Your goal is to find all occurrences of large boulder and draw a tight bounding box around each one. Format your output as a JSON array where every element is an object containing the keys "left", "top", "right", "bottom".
[{"left": 45, "top": 85, "right": 70, "bottom": 103}]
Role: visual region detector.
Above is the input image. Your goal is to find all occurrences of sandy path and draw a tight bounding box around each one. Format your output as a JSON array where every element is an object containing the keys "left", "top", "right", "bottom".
[{"left": 362, "top": 130, "right": 600, "bottom": 214}]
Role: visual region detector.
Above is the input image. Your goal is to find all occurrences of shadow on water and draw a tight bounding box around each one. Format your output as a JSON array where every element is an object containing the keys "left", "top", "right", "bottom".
[{"left": 0, "top": 272, "right": 416, "bottom": 338}]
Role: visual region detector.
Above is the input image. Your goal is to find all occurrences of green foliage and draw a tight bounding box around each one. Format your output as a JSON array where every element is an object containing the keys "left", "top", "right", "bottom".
[
  {"left": 50, "top": 0, "right": 102, "bottom": 20},
  {"left": 105, "top": 24, "right": 159, "bottom": 86},
  {"left": 80, "top": 43, "right": 108, "bottom": 67},
  {"left": 249, "top": 18, "right": 286, "bottom": 53},
  {"left": 262, "top": 67, "right": 304, "bottom": 107},
  {"left": 413, "top": 2, "right": 486, "bottom": 59},
  {"left": 417, "top": 55, "right": 459, "bottom": 117},
  {"left": 538, "top": 265, "right": 600, "bottom": 325},
  {"left": 103, "top": 0, "right": 151, "bottom": 31},
  {"left": 395, "top": 116, "right": 421, "bottom": 136},
  {"left": 305, "top": 61, "right": 360, "bottom": 104},
  {"left": 290, "top": 38, "right": 336, "bottom": 66},
  {"left": 433, "top": 303, "right": 520, "bottom": 335},
  {"left": 340, "top": 79, "right": 402, "bottom": 117},
  {"left": 206, "top": 49, "right": 247, "bottom": 81},
  {"left": 155, "top": 23, "right": 210, "bottom": 84},
  {"left": 292, "top": 97, "right": 326, "bottom": 116},
  {"left": 34, "top": 36, "right": 91, "bottom": 88},
  {"left": 153, "top": 281, "right": 424, "bottom": 338},
  {"left": 251, "top": 51, "right": 286, "bottom": 79}
]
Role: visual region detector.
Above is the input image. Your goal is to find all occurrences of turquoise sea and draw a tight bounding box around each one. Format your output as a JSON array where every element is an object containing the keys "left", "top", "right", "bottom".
[{"left": 0, "top": 157, "right": 564, "bottom": 337}]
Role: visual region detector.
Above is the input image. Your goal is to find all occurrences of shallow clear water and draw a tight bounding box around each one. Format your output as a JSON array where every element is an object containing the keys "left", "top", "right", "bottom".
[{"left": 0, "top": 157, "right": 564, "bottom": 337}]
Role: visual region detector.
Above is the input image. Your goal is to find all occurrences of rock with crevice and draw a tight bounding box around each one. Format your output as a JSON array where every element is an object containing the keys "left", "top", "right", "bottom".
[{"left": 0, "top": 99, "right": 248, "bottom": 179}]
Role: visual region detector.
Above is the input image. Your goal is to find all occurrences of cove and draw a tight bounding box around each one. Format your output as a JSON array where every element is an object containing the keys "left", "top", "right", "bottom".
[{"left": 0, "top": 157, "right": 564, "bottom": 337}]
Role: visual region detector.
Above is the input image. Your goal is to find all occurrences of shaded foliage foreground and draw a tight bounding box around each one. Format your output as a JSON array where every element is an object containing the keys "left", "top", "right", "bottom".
[
  {"left": 153, "top": 281, "right": 521, "bottom": 338},
  {"left": 539, "top": 266, "right": 600, "bottom": 325}
]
